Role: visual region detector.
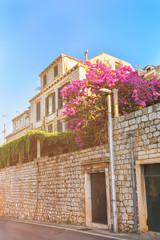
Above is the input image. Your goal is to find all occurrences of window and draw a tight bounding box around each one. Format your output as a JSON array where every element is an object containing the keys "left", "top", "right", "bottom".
[
  {"left": 16, "top": 121, "right": 18, "bottom": 130},
  {"left": 13, "top": 123, "right": 16, "bottom": 132},
  {"left": 54, "top": 64, "right": 58, "bottom": 78},
  {"left": 45, "top": 92, "right": 55, "bottom": 116},
  {"left": 24, "top": 117, "right": 27, "bottom": 126},
  {"left": 19, "top": 119, "right": 22, "bottom": 128},
  {"left": 58, "top": 81, "right": 70, "bottom": 109},
  {"left": 36, "top": 101, "right": 41, "bottom": 121},
  {"left": 43, "top": 75, "right": 47, "bottom": 87},
  {"left": 57, "top": 120, "right": 62, "bottom": 132},
  {"left": 48, "top": 123, "right": 53, "bottom": 133},
  {"left": 146, "top": 67, "right": 151, "bottom": 72},
  {"left": 17, "top": 120, "right": 20, "bottom": 129}
]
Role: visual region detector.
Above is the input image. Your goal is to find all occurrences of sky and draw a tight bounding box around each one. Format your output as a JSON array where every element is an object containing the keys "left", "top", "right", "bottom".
[{"left": 0, "top": 0, "right": 160, "bottom": 145}]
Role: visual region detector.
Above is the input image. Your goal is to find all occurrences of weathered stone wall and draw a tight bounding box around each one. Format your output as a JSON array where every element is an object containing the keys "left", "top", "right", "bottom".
[
  {"left": 0, "top": 103, "right": 160, "bottom": 232},
  {"left": 113, "top": 102, "right": 160, "bottom": 231},
  {"left": 0, "top": 162, "right": 38, "bottom": 218},
  {"left": 0, "top": 145, "right": 108, "bottom": 226}
]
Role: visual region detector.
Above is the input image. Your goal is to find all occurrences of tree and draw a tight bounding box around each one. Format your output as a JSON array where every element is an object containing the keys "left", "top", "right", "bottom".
[{"left": 61, "top": 61, "right": 160, "bottom": 149}]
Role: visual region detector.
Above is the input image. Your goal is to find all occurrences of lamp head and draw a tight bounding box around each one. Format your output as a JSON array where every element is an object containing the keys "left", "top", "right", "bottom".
[{"left": 99, "top": 88, "right": 112, "bottom": 94}]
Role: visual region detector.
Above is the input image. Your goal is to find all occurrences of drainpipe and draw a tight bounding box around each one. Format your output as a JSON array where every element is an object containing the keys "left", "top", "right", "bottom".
[{"left": 126, "top": 130, "right": 138, "bottom": 232}]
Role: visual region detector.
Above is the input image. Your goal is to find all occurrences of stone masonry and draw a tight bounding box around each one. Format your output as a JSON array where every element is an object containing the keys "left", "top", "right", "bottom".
[
  {"left": 113, "top": 102, "right": 160, "bottom": 231},
  {"left": 0, "top": 145, "right": 109, "bottom": 226},
  {"left": 0, "top": 103, "right": 160, "bottom": 232}
]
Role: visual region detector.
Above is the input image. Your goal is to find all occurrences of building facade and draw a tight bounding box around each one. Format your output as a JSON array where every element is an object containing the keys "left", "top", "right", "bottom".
[
  {"left": 6, "top": 52, "right": 133, "bottom": 142},
  {"left": 138, "top": 64, "right": 160, "bottom": 80},
  {"left": 6, "top": 110, "right": 30, "bottom": 142}
]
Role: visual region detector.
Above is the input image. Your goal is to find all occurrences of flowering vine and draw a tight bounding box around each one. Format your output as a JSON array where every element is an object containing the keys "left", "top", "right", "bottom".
[{"left": 61, "top": 61, "right": 160, "bottom": 149}]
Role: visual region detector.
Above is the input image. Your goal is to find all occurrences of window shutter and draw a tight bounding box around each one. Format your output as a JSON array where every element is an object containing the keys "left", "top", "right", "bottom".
[
  {"left": 54, "top": 64, "right": 58, "bottom": 78},
  {"left": 39, "top": 102, "right": 41, "bottom": 121},
  {"left": 43, "top": 75, "right": 47, "bottom": 87},
  {"left": 36, "top": 103, "right": 38, "bottom": 121},
  {"left": 58, "top": 87, "right": 63, "bottom": 109},
  {"left": 52, "top": 92, "right": 55, "bottom": 113},
  {"left": 57, "top": 120, "right": 62, "bottom": 132},
  {"left": 58, "top": 82, "right": 70, "bottom": 110},
  {"left": 45, "top": 97, "right": 49, "bottom": 116},
  {"left": 36, "top": 101, "right": 41, "bottom": 121}
]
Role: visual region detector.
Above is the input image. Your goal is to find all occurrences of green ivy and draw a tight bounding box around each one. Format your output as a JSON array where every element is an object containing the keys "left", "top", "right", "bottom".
[{"left": 0, "top": 130, "right": 78, "bottom": 169}]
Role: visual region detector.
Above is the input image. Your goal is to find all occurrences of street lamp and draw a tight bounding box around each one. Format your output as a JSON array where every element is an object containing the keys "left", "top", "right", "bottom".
[{"left": 99, "top": 88, "right": 118, "bottom": 233}]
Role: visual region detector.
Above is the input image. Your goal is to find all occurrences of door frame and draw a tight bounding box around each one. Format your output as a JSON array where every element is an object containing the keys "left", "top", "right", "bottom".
[
  {"left": 85, "top": 168, "right": 111, "bottom": 229},
  {"left": 136, "top": 159, "right": 160, "bottom": 232}
]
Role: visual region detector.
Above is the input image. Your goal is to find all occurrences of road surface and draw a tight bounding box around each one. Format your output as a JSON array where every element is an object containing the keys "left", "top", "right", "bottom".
[
  {"left": 0, "top": 218, "right": 159, "bottom": 240},
  {"left": 0, "top": 218, "right": 126, "bottom": 240}
]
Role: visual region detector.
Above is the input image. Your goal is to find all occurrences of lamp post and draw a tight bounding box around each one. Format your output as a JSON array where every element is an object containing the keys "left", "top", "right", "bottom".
[{"left": 99, "top": 88, "right": 118, "bottom": 233}]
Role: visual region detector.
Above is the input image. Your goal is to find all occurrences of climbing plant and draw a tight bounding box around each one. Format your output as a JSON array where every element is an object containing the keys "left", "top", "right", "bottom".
[{"left": 0, "top": 130, "right": 78, "bottom": 169}]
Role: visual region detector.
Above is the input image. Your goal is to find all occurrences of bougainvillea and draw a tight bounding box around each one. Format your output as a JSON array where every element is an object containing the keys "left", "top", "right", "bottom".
[{"left": 61, "top": 61, "right": 160, "bottom": 149}]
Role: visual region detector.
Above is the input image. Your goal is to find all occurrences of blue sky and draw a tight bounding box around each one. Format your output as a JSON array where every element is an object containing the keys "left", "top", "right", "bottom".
[{"left": 0, "top": 0, "right": 160, "bottom": 144}]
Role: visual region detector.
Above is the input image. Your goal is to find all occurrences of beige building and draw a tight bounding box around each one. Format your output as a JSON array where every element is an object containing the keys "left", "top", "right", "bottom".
[
  {"left": 6, "top": 52, "right": 133, "bottom": 142},
  {"left": 6, "top": 110, "right": 30, "bottom": 142},
  {"left": 138, "top": 64, "right": 160, "bottom": 80}
]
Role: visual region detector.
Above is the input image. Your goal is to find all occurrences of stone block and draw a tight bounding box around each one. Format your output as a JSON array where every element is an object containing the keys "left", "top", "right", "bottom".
[
  {"left": 141, "top": 115, "right": 148, "bottom": 122},
  {"left": 149, "top": 112, "right": 157, "bottom": 121}
]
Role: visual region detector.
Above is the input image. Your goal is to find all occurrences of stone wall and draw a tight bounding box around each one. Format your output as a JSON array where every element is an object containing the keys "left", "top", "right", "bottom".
[
  {"left": 113, "top": 102, "right": 160, "bottom": 231},
  {"left": 0, "top": 145, "right": 108, "bottom": 226},
  {"left": 0, "top": 103, "right": 160, "bottom": 232}
]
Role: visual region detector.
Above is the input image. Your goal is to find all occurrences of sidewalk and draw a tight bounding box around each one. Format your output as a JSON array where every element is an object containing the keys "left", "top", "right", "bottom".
[{"left": 0, "top": 217, "right": 160, "bottom": 240}]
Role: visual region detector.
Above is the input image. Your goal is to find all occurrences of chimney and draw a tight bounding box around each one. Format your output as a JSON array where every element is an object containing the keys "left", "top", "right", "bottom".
[{"left": 85, "top": 50, "right": 88, "bottom": 61}]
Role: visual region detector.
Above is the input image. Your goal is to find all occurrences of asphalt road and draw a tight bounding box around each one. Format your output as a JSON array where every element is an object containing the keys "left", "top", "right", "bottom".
[{"left": 0, "top": 219, "right": 124, "bottom": 240}]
